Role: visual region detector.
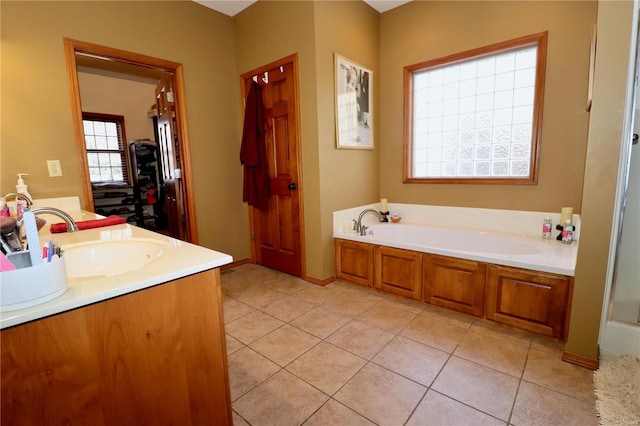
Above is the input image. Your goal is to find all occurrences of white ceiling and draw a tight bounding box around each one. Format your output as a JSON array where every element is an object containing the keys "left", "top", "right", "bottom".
[{"left": 193, "top": 0, "right": 411, "bottom": 17}]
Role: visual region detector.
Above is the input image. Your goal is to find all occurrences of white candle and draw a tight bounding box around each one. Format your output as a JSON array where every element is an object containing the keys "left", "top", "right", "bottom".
[
  {"left": 560, "top": 207, "right": 574, "bottom": 224},
  {"left": 380, "top": 198, "right": 388, "bottom": 212}
]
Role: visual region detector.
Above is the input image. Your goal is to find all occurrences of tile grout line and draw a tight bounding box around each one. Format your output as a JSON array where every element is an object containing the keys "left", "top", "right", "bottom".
[
  {"left": 506, "top": 338, "right": 533, "bottom": 426},
  {"left": 228, "top": 346, "right": 281, "bottom": 403}
]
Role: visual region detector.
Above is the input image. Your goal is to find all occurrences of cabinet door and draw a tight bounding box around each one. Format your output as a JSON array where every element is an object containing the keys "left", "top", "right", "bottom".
[
  {"left": 335, "top": 239, "right": 374, "bottom": 287},
  {"left": 374, "top": 246, "right": 422, "bottom": 300},
  {"left": 486, "top": 265, "right": 572, "bottom": 339},
  {"left": 1, "top": 270, "right": 232, "bottom": 425},
  {"left": 423, "top": 255, "right": 486, "bottom": 317}
]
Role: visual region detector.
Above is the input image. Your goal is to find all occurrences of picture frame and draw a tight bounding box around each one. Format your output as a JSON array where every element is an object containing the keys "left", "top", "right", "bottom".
[
  {"left": 334, "top": 53, "right": 373, "bottom": 149},
  {"left": 586, "top": 24, "right": 597, "bottom": 112}
]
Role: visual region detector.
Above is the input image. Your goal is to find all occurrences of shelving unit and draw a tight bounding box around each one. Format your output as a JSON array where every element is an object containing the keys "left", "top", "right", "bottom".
[
  {"left": 129, "top": 139, "right": 167, "bottom": 232},
  {"left": 90, "top": 143, "right": 168, "bottom": 233},
  {"left": 92, "top": 185, "right": 139, "bottom": 223}
]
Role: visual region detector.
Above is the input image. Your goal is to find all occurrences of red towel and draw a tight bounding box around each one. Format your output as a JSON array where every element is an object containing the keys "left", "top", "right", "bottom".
[
  {"left": 49, "top": 215, "right": 126, "bottom": 233},
  {"left": 240, "top": 81, "right": 270, "bottom": 211}
]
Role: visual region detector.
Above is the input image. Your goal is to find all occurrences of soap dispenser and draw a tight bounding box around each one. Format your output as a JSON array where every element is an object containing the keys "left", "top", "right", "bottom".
[{"left": 15, "top": 173, "right": 32, "bottom": 217}]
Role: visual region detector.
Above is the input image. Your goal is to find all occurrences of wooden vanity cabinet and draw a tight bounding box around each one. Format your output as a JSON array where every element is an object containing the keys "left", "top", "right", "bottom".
[
  {"left": 335, "top": 239, "right": 374, "bottom": 287},
  {"left": 486, "top": 265, "right": 572, "bottom": 339},
  {"left": 374, "top": 246, "right": 422, "bottom": 300},
  {"left": 1, "top": 269, "right": 232, "bottom": 426},
  {"left": 423, "top": 255, "right": 486, "bottom": 317}
]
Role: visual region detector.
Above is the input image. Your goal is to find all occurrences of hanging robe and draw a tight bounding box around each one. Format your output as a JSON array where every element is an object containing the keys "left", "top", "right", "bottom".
[{"left": 240, "top": 81, "right": 270, "bottom": 211}]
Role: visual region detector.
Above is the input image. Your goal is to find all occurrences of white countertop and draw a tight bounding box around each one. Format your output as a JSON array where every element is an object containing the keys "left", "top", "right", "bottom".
[{"left": 1, "top": 211, "right": 233, "bottom": 329}]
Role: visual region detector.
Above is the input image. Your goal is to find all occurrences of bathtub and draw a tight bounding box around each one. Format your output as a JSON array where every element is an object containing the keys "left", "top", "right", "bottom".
[{"left": 334, "top": 222, "right": 578, "bottom": 276}]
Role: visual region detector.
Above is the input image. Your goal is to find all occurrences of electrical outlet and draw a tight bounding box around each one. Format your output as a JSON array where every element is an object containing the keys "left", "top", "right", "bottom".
[{"left": 47, "top": 160, "right": 63, "bottom": 177}]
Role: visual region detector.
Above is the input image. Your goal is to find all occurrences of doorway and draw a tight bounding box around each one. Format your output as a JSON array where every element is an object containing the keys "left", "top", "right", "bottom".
[
  {"left": 63, "top": 38, "right": 197, "bottom": 242},
  {"left": 241, "top": 54, "right": 305, "bottom": 277}
]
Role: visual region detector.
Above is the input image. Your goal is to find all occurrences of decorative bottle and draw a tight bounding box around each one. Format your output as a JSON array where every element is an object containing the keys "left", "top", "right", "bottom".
[
  {"left": 561, "top": 220, "right": 574, "bottom": 245},
  {"left": 0, "top": 197, "right": 9, "bottom": 217},
  {"left": 15, "top": 173, "right": 32, "bottom": 217},
  {"left": 542, "top": 216, "right": 553, "bottom": 239}
]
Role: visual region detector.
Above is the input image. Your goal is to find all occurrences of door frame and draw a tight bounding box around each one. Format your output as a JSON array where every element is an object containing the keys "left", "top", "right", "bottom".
[
  {"left": 63, "top": 38, "right": 198, "bottom": 243},
  {"left": 240, "top": 53, "right": 306, "bottom": 277}
]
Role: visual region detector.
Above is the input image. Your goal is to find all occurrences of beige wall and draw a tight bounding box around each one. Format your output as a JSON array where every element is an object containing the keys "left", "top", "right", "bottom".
[
  {"left": 233, "top": 1, "right": 379, "bottom": 279},
  {"left": 77, "top": 71, "right": 157, "bottom": 143},
  {"left": 567, "top": 0, "right": 634, "bottom": 361},
  {"left": 313, "top": 1, "right": 380, "bottom": 277},
  {"left": 0, "top": 1, "right": 250, "bottom": 261},
  {"left": 379, "top": 1, "right": 597, "bottom": 212},
  {"left": 233, "top": 1, "right": 320, "bottom": 277}
]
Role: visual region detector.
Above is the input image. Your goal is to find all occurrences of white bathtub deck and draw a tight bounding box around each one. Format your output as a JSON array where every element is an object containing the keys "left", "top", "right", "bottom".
[{"left": 334, "top": 221, "right": 577, "bottom": 276}]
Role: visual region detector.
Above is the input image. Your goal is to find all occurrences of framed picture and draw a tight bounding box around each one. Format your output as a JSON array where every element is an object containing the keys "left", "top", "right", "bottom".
[{"left": 335, "top": 53, "right": 373, "bottom": 149}]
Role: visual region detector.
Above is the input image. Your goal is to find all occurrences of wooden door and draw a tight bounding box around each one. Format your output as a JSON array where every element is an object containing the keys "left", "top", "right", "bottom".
[
  {"left": 156, "top": 73, "right": 185, "bottom": 240},
  {"left": 243, "top": 57, "right": 304, "bottom": 276}
]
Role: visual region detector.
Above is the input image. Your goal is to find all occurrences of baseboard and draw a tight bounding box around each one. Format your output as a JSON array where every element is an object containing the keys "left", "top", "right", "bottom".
[
  {"left": 562, "top": 350, "right": 599, "bottom": 370},
  {"left": 303, "top": 274, "right": 336, "bottom": 286},
  {"left": 220, "top": 258, "right": 251, "bottom": 271},
  {"left": 221, "top": 260, "right": 335, "bottom": 286}
]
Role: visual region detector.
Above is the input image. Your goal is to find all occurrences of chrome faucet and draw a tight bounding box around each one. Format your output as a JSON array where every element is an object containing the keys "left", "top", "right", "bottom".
[
  {"left": 355, "top": 208, "right": 388, "bottom": 235},
  {"left": 27, "top": 208, "right": 80, "bottom": 232},
  {"left": 7, "top": 207, "right": 79, "bottom": 252},
  {"left": 3, "top": 192, "right": 33, "bottom": 208}
]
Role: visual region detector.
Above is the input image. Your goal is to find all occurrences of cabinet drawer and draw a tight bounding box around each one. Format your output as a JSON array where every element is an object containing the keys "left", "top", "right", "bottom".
[
  {"left": 374, "top": 246, "right": 422, "bottom": 300},
  {"left": 423, "top": 255, "right": 486, "bottom": 317},
  {"left": 486, "top": 265, "right": 572, "bottom": 339},
  {"left": 335, "top": 239, "right": 374, "bottom": 287}
]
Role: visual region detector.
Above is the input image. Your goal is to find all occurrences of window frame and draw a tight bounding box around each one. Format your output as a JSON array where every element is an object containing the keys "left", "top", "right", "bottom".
[
  {"left": 403, "top": 31, "right": 548, "bottom": 185},
  {"left": 82, "top": 112, "right": 130, "bottom": 184}
]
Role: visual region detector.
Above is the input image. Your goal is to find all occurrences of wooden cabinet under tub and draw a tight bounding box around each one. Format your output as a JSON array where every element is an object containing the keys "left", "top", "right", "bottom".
[
  {"left": 423, "top": 255, "right": 486, "bottom": 317},
  {"left": 486, "top": 265, "right": 572, "bottom": 340},
  {"left": 335, "top": 239, "right": 374, "bottom": 287},
  {"left": 374, "top": 246, "right": 422, "bottom": 300},
  {"left": 334, "top": 238, "right": 573, "bottom": 341}
]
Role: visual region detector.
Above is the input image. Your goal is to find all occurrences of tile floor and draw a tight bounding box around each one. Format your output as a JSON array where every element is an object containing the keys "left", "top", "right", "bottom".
[{"left": 221, "top": 264, "right": 598, "bottom": 426}]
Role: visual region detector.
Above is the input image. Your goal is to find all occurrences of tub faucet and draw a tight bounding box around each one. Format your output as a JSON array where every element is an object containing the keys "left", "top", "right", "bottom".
[
  {"left": 18, "top": 207, "right": 80, "bottom": 234},
  {"left": 355, "top": 208, "right": 388, "bottom": 235}
]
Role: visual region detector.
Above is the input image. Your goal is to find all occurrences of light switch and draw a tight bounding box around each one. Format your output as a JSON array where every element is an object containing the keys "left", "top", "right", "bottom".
[{"left": 47, "top": 160, "right": 62, "bottom": 177}]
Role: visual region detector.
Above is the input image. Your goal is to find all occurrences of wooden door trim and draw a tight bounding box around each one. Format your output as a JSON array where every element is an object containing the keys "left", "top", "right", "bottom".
[
  {"left": 63, "top": 38, "right": 198, "bottom": 243},
  {"left": 172, "top": 66, "right": 197, "bottom": 243},
  {"left": 240, "top": 53, "right": 306, "bottom": 278}
]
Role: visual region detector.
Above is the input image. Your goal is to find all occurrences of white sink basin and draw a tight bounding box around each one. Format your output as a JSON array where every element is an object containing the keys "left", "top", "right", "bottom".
[{"left": 62, "top": 238, "right": 169, "bottom": 278}]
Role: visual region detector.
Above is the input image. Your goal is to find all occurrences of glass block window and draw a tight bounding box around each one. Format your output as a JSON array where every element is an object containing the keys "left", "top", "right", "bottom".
[
  {"left": 82, "top": 113, "right": 129, "bottom": 183},
  {"left": 404, "top": 32, "right": 547, "bottom": 184}
]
